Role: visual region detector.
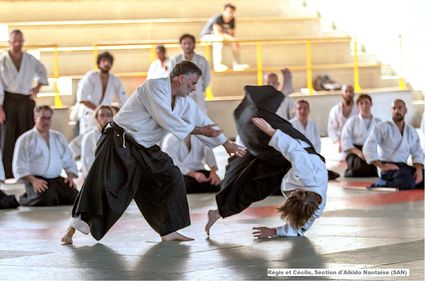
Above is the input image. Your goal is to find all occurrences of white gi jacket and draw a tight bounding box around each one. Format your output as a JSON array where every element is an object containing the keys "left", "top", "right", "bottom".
[
  {"left": 77, "top": 70, "right": 127, "bottom": 134},
  {"left": 290, "top": 118, "right": 321, "bottom": 153},
  {"left": 269, "top": 130, "right": 328, "bottom": 237},
  {"left": 327, "top": 102, "right": 358, "bottom": 142},
  {"left": 81, "top": 127, "right": 102, "bottom": 177},
  {"left": 113, "top": 77, "right": 226, "bottom": 148},
  {"left": 341, "top": 114, "right": 381, "bottom": 152},
  {"left": 147, "top": 58, "right": 171, "bottom": 80},
  {"left": 0, "top": 52, "right": 48, "bottom": 104},
  {"left": 161, "top": 134, "right": 217, "bottom": 175},
  {"left": 363, "top": 120, "right": 424, "bottom": 165},
  {"left": 12, "top": 128, "right": 78, "bottom": 180}
]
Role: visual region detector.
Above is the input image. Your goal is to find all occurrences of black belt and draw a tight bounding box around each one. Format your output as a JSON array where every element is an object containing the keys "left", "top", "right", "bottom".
[{"left": 4, "top": 91, "right": 32, "bottom": 100}]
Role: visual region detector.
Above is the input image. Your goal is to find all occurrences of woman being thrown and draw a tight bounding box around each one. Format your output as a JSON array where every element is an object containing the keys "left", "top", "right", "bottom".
[{"left": 206, "top": 117, "right": 328, "bottom": 238}]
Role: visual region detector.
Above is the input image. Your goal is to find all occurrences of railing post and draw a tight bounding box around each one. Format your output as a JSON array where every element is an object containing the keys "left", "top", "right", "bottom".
[
  {"left": 204, "top": 43, "right": 214, "bottom": 100},
  {"left": 53, "top": 46, "right": 63, "bottom": 108},
  {"left": 150, "top": 45, "right": 156, "bottom": 63},
  {"left": 398, "top": 35, "right": 407, "bottom": 90},
  {"left": 306, "top": 40, "right": 313, "bottom": 95},
  {"left": 256, "top": 42, "right": 263, "bottom": 85},
  {"left": 353, "top": 38, "right": 362, "bottom": 92}
]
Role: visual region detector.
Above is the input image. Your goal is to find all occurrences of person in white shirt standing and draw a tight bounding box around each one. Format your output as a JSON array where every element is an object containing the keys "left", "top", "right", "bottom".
[
  {"left": 363, "top": 99, "right": 424, "bottom": 189},
  {"left": 77, "top": 51, "right": 127, "bottom": 135},
  {"left": 13, "top": 105, "right": 78, "bottom": 206},
  {"left": 147, "top": 45, "right": 171, "bottom": 80},
  {"left": 341, "top": 94, "right": 381, "bottom": 177},
  {"left": 327, "top": 84, "right": 359, "bottom": 160},
  {"left": 205, "top": 117, "right": 327, "bottom": 238},
  {"left": 61, "top": 61, "right": 244, "bottom": 244},
  {"left": 161, "top": 134, "right": 220, "bottom": 193},
  {"left": 170, "top": 34, "right": 211, "bottom": 113},
  {"left": 0, "top": 29, "right": 48, "bottom": 179}
]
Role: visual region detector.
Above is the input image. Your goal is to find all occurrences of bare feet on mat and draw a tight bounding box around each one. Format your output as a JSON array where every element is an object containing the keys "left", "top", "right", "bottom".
[
  {"left": 61, "top": 227, "right": 75, "bottom": 245},
  {"left": 281, "top": 68, "right": 294, "bottom": 95},
  {"left": 161, "top": 232, "right": 194, "bottom": 241},
  {"left": 205, "top": 209, "right": 221, "bottom": 236}
]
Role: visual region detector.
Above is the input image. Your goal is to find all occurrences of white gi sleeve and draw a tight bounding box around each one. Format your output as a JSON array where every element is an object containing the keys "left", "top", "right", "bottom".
[
  {"left": 142, "top": 82, "right": 195, "bottom": 141},
  {"left": 363, "top": 125, "right": 381, "bottom": 164},
  {"left": 341, "top": 117, "right": 355, "bottom": 152},
  {"left": 161, "top": 135, "right": 191, "bottom": 175},
  {"left": 59, "top": 134, "right": 78, "bottom": 177}
]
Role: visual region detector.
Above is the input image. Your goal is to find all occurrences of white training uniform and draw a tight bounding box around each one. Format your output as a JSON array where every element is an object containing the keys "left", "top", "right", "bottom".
[
  {"left": 341, "top": 114, "right": 381, "bottom": 152},
  {"left": 363, "top": 120, "right": 424, "bottom": 165},
  {"left": 170, "top": 53, "right": 211, "bottom": 113},
  {"left": 0, "top": 51, "right": 48, "bottom": 103},
  {"left": 81, "top": 127, "right": 102, "bottom": 177},
  {"left": 290, "top": 118, "right": 321, "bottom": 153},
  {"left": 327, "top": 102, "right": 359, "bottom": 143},
  {"left": 276, "top": 94, "right": 295, "bottom": 121},
  {"left": 12, "top": 128, "right": 78, "bottom": 180},
  {"left": 147, "top": 58, "right": 171, "bottom": 80},
  {"left": 77, "top": 70, "right": 127, "bottom": 134},
  {"left": 113, "top": 77, "right": 226, "bottom": 148},
  {"left": 268, "top": 129, "right": 328, "bottom": 237},
  {"left": 161, "top": 134, "right": 217, "bottom": 175}
]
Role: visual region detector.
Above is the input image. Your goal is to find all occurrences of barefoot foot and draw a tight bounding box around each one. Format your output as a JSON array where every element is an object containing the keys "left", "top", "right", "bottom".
[
  {"left": 161, "top": 231, "right": 194, "bottom": 241},
  {"left": 205, "top": 209, "right": 221, "bottom": 236},
  {"left": 61, "top": 227, "right": 75, "bottom": 245},
  {"left": 281, "top": 68, "right": 294, "bottom": 95}
]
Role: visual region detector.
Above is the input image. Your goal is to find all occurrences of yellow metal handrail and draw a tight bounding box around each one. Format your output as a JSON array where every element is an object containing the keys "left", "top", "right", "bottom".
[{"left": 0, "top": 36, "right": 404, "bottom": 100}]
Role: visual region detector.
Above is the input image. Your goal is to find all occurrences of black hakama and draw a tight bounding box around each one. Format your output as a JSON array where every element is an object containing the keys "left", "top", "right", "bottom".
[
  {"left": 72, "top": 122, "right": 190, "bottom": 241},
  {"left": 344, "top": 144, "right": 378, "bottom": 177},
  {"left": 183, "top": 170, "right": 221, "bottom": 193},
  {"left": 1, "top": 92, "right": 35, "bottom": 179},
  {"left": 19, "top": 176, "right": 78, "bottom": 206},
  {"left": 0, "top": 189, "right": 19, "bottom": 209},
  {"left": 216, "top": 86, "right": 325, "bottom": 218},
  {"left": 371, "top": 162, "right": 424, "bottom": 190}
]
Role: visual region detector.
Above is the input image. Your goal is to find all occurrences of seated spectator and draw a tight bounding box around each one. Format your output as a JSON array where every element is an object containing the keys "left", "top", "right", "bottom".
[
  {"left": 291, "top": 100, "right": 340, "bottom": 180},
  {"left": 161, "top": 134, "right": 220, "bottom": 193},
  {"left": 0, "top": 148, "right": 19, "bottom": 209},
  {"left": 13, "top": 105, "right": 79, "bottom": 206},
  {"left": 363, "top": 99, "right": 424, "bottom": 189},
  {"left": 81, "top": 105, "right": 115, "bottom": 177},
  {"left": 200, "top": 3, "right": 248, "bottom": 72},
  {"left": 327, "top": 84, "right": 359, "bottom": 160},
  {"left": 264, "top": 69, "right": 295, "bottom": 120},
  {"left": 147, "top": 45, "right": 171, "bottom": 79},
  {"left": 341, "top": 94, "right": 381, "bottom": 177},
  {"left": 290, "top": 100, "right": 321, "bottom": 153}
]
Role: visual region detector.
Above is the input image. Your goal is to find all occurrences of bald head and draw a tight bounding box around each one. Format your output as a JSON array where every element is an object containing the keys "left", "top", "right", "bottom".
[
  {"left": 9, "top": 29, "right": 24, "bottom": 53},
  {"left": 391, "top": 99, "right": 407, "bottom": 123},
  {"left": 264, "top": 73, "right": 279, "bottom": 89},
  {"left": 341, "top": 84, "right": 354, "bottom": 103}
]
